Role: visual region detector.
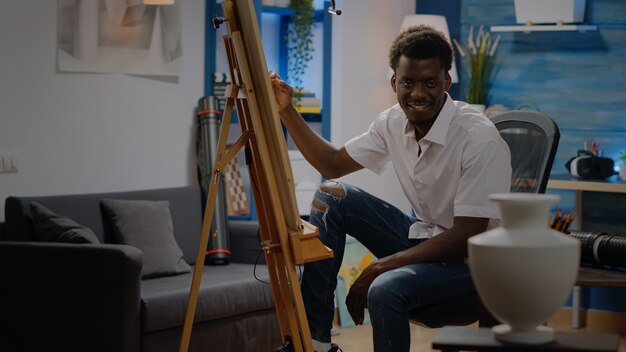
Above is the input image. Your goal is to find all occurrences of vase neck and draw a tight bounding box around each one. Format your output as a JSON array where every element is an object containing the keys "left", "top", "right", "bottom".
[{"left": 500, "top": 203, "right": 551, "bottom": 229}]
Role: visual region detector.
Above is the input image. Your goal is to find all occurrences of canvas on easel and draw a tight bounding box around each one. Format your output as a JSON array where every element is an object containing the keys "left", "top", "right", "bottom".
[{"left": 178, "top": 1, "right": 333, "bottom": 351}]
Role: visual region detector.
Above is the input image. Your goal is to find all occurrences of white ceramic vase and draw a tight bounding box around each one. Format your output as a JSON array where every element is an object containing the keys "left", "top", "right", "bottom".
[{"left": 468, "top": 193, "right": 580, "bottom": 345}]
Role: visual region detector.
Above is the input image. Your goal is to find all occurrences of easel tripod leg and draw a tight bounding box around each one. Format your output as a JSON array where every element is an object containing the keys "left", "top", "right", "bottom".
[{"left": 178, "top": 95, "right": 245, "bottom": 352}]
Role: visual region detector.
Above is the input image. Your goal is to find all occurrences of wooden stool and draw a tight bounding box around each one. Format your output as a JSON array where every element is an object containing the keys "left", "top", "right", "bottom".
[{"left": 432, "top": 326, "right": 619, "bottom": 352}]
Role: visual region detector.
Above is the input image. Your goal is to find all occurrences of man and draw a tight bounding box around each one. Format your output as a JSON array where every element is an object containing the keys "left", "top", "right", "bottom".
[{"left": 271, "top": 25, "right": 511, "bottom": 352}]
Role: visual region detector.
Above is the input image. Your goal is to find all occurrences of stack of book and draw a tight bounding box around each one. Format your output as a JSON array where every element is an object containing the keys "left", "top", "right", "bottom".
[{"left": 295, "top": 89, "right": 321, "bottom": 114}]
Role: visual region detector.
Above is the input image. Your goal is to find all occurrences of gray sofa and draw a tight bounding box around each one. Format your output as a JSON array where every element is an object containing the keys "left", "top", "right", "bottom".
[{"left": 0, "top": 186, "right": 280, "bottom": 352}]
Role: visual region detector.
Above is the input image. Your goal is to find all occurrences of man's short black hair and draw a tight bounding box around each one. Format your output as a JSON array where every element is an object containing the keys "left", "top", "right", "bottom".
[{"left": 388, "top": 25, "right": 454, "bottom": 73}]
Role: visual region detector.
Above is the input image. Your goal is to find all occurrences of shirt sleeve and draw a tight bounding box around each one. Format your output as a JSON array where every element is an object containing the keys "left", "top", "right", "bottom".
[
  {"left": 344, "top": 116, "right": 391, "bottom": 175},
  {"left": 454, "top": 133, "right": 512, "bottom": 219}
]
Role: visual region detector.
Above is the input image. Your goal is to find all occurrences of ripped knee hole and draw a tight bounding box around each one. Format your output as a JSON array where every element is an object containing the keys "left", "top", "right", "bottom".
[
  {"left": 311, "top": 200, "right": 327, "bottom": 212},
  {"left": 319, "top": 181, "right": 346, "bottom": 198}
]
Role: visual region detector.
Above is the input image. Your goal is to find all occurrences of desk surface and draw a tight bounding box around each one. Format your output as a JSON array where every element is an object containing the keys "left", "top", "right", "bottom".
[
  {"left": 577, "top": 266, "right": 626, "bottom": 287},
  {"left": 432, "top": 326, "right": 619, "bottom": 352},
  {"left": 548, "top": 174, "right": 626, "bottom": 193}
]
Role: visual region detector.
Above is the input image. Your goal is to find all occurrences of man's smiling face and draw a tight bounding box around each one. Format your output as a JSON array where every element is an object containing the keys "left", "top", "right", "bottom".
[{"left": 391, "top": 56, "right": 451, "bottom": 129}]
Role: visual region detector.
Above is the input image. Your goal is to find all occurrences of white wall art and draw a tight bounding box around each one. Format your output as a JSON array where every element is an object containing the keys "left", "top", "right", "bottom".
[{"left": 57, "top": 0, "right": 182, "bottom": 77}]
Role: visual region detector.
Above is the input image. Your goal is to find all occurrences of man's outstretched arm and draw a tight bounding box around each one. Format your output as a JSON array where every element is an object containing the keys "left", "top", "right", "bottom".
[{"left": 271, "top": 74, "right": 363, "bottom": 179}]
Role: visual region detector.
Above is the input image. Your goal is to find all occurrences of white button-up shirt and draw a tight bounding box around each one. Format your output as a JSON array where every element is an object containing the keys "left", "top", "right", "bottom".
[{"left": 345, "top": 94, "right": 511, "bottom": 239}]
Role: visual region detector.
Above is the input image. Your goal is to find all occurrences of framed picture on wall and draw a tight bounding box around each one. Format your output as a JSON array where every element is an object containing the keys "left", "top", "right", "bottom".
[{"left": 57, "top": 0, "right": 182, "bottom": 77}]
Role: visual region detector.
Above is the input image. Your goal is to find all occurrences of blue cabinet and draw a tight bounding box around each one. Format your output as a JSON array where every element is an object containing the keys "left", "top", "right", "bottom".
[
  {"left": 260, "top": 2, "right": 333, "bottom": 142},
  {"left": 204, "top": 0, "right": 333, "bottom": 220}
]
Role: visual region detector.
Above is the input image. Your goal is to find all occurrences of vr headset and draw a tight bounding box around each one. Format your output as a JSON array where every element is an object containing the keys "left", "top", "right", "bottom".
[{"left": 565, "top": 150, "right": 616, "bottom": 179}]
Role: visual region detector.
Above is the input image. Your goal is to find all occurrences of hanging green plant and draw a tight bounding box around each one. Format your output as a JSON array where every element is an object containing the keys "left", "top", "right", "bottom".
[{"left": 286, "top": 0, "right": 315, "bottom": 106}]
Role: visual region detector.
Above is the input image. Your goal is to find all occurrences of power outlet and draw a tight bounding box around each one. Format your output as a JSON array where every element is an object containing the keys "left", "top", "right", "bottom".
[{"left": 0, "top": 151, "right": 19, "bottom": 174}]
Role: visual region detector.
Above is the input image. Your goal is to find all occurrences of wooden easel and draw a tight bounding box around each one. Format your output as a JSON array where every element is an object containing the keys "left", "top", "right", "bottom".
[{"left": 178, "top": 0, "right": 333, "bottom": 351}]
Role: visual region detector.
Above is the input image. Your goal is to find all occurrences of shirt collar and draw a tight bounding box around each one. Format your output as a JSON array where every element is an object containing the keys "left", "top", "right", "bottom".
[{"left": 403, "top": 92, "right": 455, "bottom": 146}]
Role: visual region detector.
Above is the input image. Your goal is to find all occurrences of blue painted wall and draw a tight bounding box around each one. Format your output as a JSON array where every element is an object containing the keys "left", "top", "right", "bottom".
[
  {"left": 461, "top": 0, "right": 626, "bottom": 185},
  {"left": 416, "top": 0, "right": 461, "bottom": 100},
  {"left": 459, "top": 0, "right": 626, "bottom": 313}
]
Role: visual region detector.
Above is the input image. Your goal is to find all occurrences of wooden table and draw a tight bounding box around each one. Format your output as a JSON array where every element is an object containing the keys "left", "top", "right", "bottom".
[
  {"left": 432, "top": 326, "right": 619, "bottom": 352},
  {"left": 547, "top": 174, "right": 626, "bottom": 230},
  {"left": 571, "top": 266, "right": 626, "bottom": 328},
  {"left": 547, "top": 175, "right": 626, "bottom": 328}
]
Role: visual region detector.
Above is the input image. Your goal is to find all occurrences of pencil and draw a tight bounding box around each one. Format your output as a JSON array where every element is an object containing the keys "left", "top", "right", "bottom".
[
  {"left": 562, "top": 212, "right": 575, "bottom": 233},
  {"left": 551, "top": 209, "right": 562, "bottom": 230}
]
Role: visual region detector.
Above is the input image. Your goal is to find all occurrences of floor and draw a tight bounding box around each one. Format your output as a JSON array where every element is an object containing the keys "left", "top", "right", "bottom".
[
  {"left": 332, "top": 322, "right": 437, "bottom": 351},
  {"left": 330, "top": 309, "right": 626, "bottom": 351}
]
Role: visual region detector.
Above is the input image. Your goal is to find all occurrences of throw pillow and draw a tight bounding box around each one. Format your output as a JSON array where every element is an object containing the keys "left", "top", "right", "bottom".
[
  {"left": 30, "top": 202, "right": 100, "bottom": 244},
  {"left": 100, "top": 199, "right": 191, "bottom": 279}
]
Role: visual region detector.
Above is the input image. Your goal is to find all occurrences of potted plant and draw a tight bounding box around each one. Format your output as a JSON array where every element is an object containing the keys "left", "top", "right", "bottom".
[
  {"left": 453, "top": 26, "right": 500, "bottom": 110},
  {"left": 286, "top": 0, "right": 315, "bottom": 105}
]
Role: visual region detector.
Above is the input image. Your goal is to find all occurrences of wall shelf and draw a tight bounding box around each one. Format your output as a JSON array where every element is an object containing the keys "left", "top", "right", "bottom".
[{"left": 490, "top": 24, "right": 597, "bottom": 32}]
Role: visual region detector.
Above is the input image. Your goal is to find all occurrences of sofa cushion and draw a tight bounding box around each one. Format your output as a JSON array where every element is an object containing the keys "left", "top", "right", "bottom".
[
  {"left": 30, "top": 202, "right": 100, "bottom": 244},
  {"left": 101, "top": 199, "right": 191, "bottom": 279},
  {"left": 140, "top": 264, "right": 275, "bottom": 333}
]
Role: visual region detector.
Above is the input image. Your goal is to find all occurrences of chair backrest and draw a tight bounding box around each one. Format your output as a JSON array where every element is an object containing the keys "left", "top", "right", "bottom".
[{"left": 491, "top": 110, "right": 560, "bottom": 194}]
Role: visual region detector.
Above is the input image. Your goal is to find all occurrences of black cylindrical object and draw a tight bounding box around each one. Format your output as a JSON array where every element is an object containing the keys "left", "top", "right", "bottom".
[
  {"left": 567, "top": 230, "right": 626, "bottom": 269},
  {"left": 198, "top": 96, "right": 230, "bottom": 265}
]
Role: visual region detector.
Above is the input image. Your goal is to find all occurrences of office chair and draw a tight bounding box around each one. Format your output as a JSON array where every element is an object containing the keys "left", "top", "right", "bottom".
[
  {"left": 491, "top": 110, "right": 560, "bottom": 194},
  {"left": 408, "top": 110, "right": 561, "bottom": 328}
]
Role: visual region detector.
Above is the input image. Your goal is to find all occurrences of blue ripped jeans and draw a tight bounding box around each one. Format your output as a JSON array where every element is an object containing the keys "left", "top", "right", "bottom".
[{"left": 301, "top": 181, "right": 476, "bottom": 352}]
